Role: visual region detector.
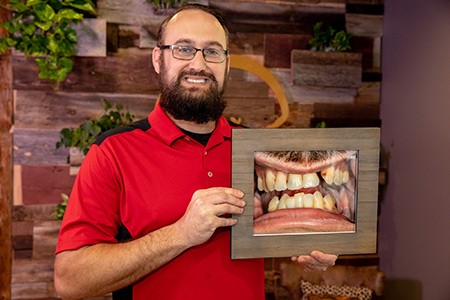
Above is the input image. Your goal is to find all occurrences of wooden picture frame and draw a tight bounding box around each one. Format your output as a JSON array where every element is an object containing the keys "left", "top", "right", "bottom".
[{"left": 231, "top": 128, "right": 380, "bottom": 259}]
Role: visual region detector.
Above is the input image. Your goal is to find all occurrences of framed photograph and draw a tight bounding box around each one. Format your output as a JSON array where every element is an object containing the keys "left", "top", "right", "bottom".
[{"left": 231, "top": 128, "right": 380, "bottom": 259}]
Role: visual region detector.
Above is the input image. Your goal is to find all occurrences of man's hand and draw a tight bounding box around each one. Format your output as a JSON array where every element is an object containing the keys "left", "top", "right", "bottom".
[
  {"left": 291, "top": 250, "right": 338, "bottom": 272},
  {"left": 177, "top": 187, "right": 246, "bottom": 247}
]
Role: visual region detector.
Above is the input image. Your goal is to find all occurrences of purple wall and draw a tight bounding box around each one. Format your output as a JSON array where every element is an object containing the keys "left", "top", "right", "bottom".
[{"left": 379, "top": 0, "right": 450, "bottom": 299}]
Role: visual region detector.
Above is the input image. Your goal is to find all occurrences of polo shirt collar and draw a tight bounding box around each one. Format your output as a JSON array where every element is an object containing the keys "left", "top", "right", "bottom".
[{"left": 148, "top": 102, "right": 232, "bottom": 147}]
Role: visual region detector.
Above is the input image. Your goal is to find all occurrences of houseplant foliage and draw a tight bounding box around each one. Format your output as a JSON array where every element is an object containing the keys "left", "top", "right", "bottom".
[
  {"left": 54, "top": 99, "right": 134, "bottom": 220},
  {"left": 0, "top": 0, "right": 96, "bottom": 89},
  {"left": 292, "top": 21, "right": 360, "bottom": 88},
  {"left": 308, "top": 21, "right": 353, "bottom": 52},
  {"left": 56, "top": 99, "right": 135, "bottom": 155},
  {"left": 54, "top": 193, "right": 68, "bottom": 220}
]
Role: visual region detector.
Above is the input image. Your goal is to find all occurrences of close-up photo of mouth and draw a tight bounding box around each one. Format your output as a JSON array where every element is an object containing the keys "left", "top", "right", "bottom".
[{"left": 253, "top": 150, "right": 358, "bottom": 235}]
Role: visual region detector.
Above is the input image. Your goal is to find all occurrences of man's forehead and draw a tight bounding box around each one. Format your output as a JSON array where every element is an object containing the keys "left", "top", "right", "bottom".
[{"left": 164, "top": 9, "right": 227, "bottom": 46}]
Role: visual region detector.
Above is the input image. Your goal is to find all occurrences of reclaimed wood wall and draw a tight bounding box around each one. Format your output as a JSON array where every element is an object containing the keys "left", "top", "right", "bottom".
[
  {"left": 1, "top": 5, "right": 13, "bottom": 299},
  {"left": 9, "top": 0, "right": 383, "bottom": 298}
]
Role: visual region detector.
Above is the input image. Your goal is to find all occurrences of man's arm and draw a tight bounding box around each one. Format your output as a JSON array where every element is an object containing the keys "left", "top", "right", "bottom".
[{"left": 54, "top": 187, "right": 246, "bottom": 299}]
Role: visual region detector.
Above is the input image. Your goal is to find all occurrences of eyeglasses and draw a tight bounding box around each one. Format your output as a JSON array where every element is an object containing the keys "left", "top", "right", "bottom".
[{"left": 158, "top": 45, "right": 228, "bottom": 63}]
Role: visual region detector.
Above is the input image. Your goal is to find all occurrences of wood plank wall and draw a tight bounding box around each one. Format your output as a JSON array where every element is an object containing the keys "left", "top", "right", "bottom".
[
  {"left": 8, "top": 0, "right": 383, "bottom": 298},
  {"left": 1, "top": 5, "right": 13, "bottom": 299}
]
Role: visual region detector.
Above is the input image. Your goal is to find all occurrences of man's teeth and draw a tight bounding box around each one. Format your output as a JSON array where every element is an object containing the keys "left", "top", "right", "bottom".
[
  {"left": 267, "top": 191, "right": 337, "bottom": 213},
  {"left": 186, "top": 78, "right": 207, "bottom": 84},
  {"left": 259, "top": 166, "right": 350, "bottom": 192}
]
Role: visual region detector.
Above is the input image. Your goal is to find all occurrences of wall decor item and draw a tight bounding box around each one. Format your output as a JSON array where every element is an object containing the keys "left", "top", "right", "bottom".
[{"left": 231, "top": 128, "right": 380, "bottom": 259}]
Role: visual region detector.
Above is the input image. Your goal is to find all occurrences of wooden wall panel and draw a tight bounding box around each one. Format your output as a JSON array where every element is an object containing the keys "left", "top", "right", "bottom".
[
  {"left": 13, "top": 50, "right": 160, "bottom": 93},
  {"left": 21, "top": 166, "right": 75, "bottom": 205},
  {"left": 271, "top": 69, "right": 358, "bottom": 104},
  {"left": 210, "top": 0, "right": 346, "bottom": 34},
  {"left": 97, "top": 0, "right": 165, "bottom": 26},
  {"left": 0, "top": 6, "right": 13, "bottom": 298},
  {"left": 264, "top": 34, "right": 310, "bottom": 68},
  {"left": 14, "top": 90, "right": 154, "bottom": 129},
  {"left": 14, "top": 129, "right": 70, "bottom": 165}
]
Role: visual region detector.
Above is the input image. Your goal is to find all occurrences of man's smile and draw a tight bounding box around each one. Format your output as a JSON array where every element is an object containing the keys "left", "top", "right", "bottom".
[{"left": 183, "top": 75, "right": 210, "bottom": 87}]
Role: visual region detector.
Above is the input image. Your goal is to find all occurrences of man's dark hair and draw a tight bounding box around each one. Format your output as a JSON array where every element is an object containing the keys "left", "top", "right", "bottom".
[{"left": 156, "top": 4, "right": 230, "bottom": 48}]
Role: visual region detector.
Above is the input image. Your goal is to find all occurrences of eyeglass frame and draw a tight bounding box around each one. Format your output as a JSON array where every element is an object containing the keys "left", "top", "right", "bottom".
[{"left": 158, "top": 44, "right": 229, "bottom": 63}]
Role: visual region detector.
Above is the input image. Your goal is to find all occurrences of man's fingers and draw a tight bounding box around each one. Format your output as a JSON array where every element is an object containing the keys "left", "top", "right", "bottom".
[
  {"left": 194, "top": 187, "right": 244, "bottom": 198},
  {"left": 193, "top": 189, "right": 246, "bottom": 209},
  {"left": 292, "top": 251, "right": 338, "bottom": 272},
  {"left": 310, "top": 250, "right": 338, "bottom": 265}
]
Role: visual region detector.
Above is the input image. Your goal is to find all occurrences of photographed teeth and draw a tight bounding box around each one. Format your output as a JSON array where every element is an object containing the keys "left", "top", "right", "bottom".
[
  {"left": 278, "top": 194, "right": 289, "bottom": 209},
  {"left": 313, "top": 191, "right": 324, "bottom": 209},
  {"left": 275, "top": 172, "right": 288, "bottom": 191},
  {"left": 323, "top": 194, "right": 337, "bottom": 212},
  {"left": 321, "top": 167, "right": 335, "bottom": 185},
  {"left": 257, "top": 176, "right": 266, "bottom": 192},
  {"left": 258, "top": 171, "right": 323, "bottom": 192},
  {"left": 268, "top": 196, "right": 279, "bottom": 212},
  {"left": 285, "top": 195, "right": 296, "bottom": 208},
  {"left": 342, "top": 170, "right": 350, "bottom": 183},
  {"left": 320, "top": 166, "right": 350, "bottom": 186},
  {"left": 303, "top": 173, "right": 320, "bottom": 188},
  {"left": 303, "top": 194, "right": 314, "bottom": 208},
  {"left": 293, "top": 193, "right": 304, "bottom": 208},
  {"left": 333, "top": 168, "right": 343, "bottom": 185},
  {"left": 265, "top": 170, "right": 276, "bottom": 191},
  {"left": 266, "top": 192, "right": 338, "bottom": 213},
  {"left": 287, "top": 174, "right": 302, "bottom": 190}
]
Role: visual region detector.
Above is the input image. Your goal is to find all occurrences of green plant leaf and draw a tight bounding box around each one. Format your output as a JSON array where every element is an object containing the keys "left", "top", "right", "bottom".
[
  {"left": 56, "top": 8, "right": 83, "bottom": 22},
  {"left": 56, "top": 99, "right": 135, "bottom": 154},
  {"left": 35, "top": 20, "right": 53, "bottom": 31},
  {"left": 34, "top": 3, "right": 56, "bottom": 22},
  {"left": 102, "top": 99, "right": 112, "bottom": 110},
  {"left": 1, "top": 0, "right": 96, "bottom": 88},
  {"left": 0, "top": 40, "right": 9, "bottom": 53},
  {"left": 308, "top": 22, "right": 352, "bottom": 52},
  {"left": 5, "top": 1, "right": 27, "bottom": 12},
  {"left": 22, "top": 23, "right": 37, "bottom": 35},
  {"left": 63, "top": 0, "right": 96, "bottom": 14},
  {"left": 26, "top": 0, "right": 44, "bottom": 6}
]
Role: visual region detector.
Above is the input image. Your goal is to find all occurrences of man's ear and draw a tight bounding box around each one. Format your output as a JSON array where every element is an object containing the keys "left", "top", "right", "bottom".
[{"left": 152, "top": 47, "right": 161, "bottom": 74}]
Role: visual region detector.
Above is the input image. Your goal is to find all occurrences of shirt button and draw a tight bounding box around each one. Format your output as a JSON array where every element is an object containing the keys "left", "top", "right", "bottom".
[
  {"left": 207, "top": 171, "right": 213, "bottom": 177},
  {"left": 204, "top": 151, "right": 208, "bottom": 155}
]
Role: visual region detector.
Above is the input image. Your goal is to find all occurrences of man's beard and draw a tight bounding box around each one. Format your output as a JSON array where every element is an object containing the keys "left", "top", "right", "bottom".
[{"left": 159, "top": 67, "right": 227, "bottom": 124}]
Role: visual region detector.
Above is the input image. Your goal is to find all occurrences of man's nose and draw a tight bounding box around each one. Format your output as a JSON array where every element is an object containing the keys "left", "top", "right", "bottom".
[{"left": 188, "top": 50, "right": 207, "bottom": 69}]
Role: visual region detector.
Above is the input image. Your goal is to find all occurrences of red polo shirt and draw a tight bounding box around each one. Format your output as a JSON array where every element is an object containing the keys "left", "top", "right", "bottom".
[{"left": 56, "top": 103, "right": 265, "bottom": 299}]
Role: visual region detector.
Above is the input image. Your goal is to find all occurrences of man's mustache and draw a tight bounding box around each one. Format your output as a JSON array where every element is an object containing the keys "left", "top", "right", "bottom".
[{"left": 264, "top": 150, "right": 348, "bottom": 164}]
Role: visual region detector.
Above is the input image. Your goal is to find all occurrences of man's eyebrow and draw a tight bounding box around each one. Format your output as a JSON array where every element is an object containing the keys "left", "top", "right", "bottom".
[{"left": 173, "top": 38, "right": 226, "bottom": 49}]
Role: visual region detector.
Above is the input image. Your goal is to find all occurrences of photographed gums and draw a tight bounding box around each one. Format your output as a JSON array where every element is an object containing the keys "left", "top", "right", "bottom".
[{"left": 253, "top": 150, "right": 358, "bottom": 235}]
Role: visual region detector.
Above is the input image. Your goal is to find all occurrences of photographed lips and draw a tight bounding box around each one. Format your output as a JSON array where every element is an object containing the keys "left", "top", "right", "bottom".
[{"left": 253, "top": 150, "right": 357, "bottom": 235}]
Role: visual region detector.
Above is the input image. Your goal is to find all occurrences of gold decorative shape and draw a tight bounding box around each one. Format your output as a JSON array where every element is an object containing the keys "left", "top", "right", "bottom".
[{"left": 230, "top": 54, "right": 289, "bottom": 128}]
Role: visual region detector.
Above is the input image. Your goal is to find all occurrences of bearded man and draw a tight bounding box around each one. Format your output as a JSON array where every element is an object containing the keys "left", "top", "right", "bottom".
[{"left": 54, "top": 4, "right": 337, "bottom": 300}]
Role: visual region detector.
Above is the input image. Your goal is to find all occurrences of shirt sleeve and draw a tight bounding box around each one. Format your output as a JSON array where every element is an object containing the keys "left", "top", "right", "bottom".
[{"left": 55, "top": 144, "right": 123, "bottom": 254}]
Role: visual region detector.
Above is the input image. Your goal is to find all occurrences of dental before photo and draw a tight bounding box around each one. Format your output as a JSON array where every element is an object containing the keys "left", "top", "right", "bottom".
[{"left": 253, "top": 150, "right": 358, "bottom": 235}]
